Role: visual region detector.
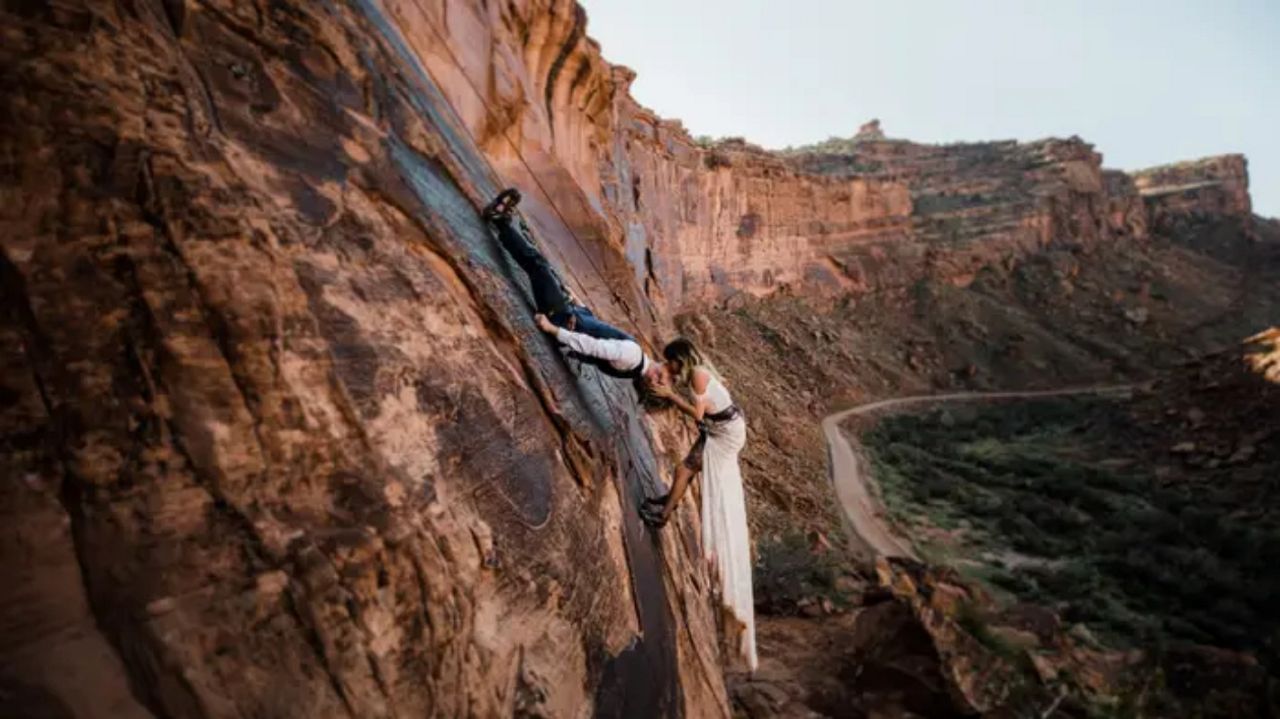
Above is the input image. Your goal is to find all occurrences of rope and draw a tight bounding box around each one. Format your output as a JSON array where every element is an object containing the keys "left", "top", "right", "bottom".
[{"left": 411, "top": 7, "right": 646, "bottom": 336}]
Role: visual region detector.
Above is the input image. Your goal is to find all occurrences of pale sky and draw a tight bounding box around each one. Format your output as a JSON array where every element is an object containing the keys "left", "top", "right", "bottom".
[{"left": 580, "top": 0, "right": 1280, "bottom": 217}]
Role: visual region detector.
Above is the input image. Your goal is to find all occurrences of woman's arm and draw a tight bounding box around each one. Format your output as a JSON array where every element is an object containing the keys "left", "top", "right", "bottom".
[{"left": 664, "top": 393, "right": 704, "bottom": 421}]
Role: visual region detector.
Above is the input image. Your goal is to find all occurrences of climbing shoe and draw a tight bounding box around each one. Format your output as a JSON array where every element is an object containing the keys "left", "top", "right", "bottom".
[
  {"left": 482, "top": 188, "right": 522, "bottom": 221},
  {"left": 643, "top": 493, "right": 670, "bottom": 508},
  {"left": 639, "top": 503, "right": 668, "bottom": 528}
]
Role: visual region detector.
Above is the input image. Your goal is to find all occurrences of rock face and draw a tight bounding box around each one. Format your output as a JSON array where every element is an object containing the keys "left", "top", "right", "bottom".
[
  {"left": 1132, "top": 155, "right": 1253, "bottom": 232},
  {"left": 414, "top": 3, "right": 918, "bottom": 308},
  {"left": 792, "top": 136, "right": 1154, "bottom": 288},
  {"left": 1, "top": 2, "right": 724, "bottom": 717},
  {"left": 854, "top": 119, "right": 886, "bottom": 142}
]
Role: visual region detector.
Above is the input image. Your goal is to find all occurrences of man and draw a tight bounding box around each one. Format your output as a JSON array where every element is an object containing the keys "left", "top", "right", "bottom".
[
  {"left": 484, "top": 188, "right": 632, "bottom": 341},
  {"left": 491, "top": 189, "right": 670, "bottom": 519}
]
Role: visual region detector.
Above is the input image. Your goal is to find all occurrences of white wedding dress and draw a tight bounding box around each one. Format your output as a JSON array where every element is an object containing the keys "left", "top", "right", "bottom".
[{"left": 694, "top": 372, "right": 757, "bottom": 672}]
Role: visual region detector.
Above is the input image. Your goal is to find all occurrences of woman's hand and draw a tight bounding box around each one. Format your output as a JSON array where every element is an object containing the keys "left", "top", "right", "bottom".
[
  {"left": 640, "top": 503, "right": 669, "bottom": 528},
  {"left": 534, "top": 313, "right": 558, "bottom": 334}
]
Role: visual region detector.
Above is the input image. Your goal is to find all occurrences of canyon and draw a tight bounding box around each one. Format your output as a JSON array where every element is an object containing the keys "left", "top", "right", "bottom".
[{"left": 1, "top": 1, "right": 1276, "bottom": 717}]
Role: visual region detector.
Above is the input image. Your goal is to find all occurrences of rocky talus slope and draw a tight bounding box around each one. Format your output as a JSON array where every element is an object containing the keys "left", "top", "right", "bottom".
[{"left": 3, "top": 1, "right": 1277, "bottom": 718}]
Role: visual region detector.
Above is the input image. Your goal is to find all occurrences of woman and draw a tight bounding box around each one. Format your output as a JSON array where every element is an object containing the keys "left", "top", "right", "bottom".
[{"left": 644, "top": 338, "right": 757, "bottom": 672}]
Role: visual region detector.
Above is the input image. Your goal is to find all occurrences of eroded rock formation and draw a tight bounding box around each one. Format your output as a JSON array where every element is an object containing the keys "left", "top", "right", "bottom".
[
  {"left": 1, "top": 2, "right": 724, "bottom": 717},
  {"left": 1132, "top": 155, "right": 1253, "bottom": 233},
  {"left": 416, "top": 3, "right": 1251, "bottom": 314}
]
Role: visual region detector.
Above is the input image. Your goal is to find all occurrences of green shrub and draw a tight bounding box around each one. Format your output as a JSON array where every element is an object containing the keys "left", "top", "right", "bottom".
[{"left": 862, "top": 397, "right": 1280, "bottom": 668}]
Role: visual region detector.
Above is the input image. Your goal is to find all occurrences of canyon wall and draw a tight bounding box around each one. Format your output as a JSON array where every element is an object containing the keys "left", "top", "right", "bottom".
[
  {"left": 0, "top": 2, "right": 726, "bottom": 717},
  {"left": 414, "top": 1, "right": 919, "bottom": 308},
  {"left": 417, "top": 0, "right": 1253, "bottom": 311}
]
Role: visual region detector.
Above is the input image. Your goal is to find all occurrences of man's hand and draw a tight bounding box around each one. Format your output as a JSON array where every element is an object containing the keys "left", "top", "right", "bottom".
[
  {"left": 534, "top": 313, "right": 558, "bottom": 334},
  {"left": 640, "top": 504, "right": 669, "bottom": 529},
  {"left": 647, "top": 383, "right": 677, "bottom": 400}
]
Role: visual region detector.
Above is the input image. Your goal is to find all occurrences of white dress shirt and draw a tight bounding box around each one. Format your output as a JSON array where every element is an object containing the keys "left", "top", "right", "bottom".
[{"left": 554, "top": 327, "right": 649, "bottom": 374}]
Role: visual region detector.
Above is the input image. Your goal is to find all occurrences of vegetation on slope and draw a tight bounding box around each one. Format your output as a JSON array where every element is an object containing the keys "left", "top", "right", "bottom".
[{"left": 864, "top": 392, "right": 1279, "bottom": 667}]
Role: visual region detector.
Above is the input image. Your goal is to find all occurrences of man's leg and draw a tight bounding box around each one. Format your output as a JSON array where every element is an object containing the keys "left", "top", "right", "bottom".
[
  {"left": 569, "top": 308, "right": 635, "bottom": 341},
  {"left": 491, "top": 217, "right": 571, "bottom": 315}
]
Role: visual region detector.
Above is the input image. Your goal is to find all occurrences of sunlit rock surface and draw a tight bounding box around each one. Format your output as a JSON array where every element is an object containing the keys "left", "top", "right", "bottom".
[
  {"left": 1, "top": 2, "right": 726, "bottom": 717},
  {"left": 419, "top": 2, "right": 1249, "bottom": 310}
]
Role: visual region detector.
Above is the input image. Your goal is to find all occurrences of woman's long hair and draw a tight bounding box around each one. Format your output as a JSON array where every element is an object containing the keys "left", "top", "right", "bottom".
[
  {"left": 633, "top": 374, "right": 671, "bottom": 411},
  {"left": 662, "top": 337, "right": 720, "bottom": 389}
]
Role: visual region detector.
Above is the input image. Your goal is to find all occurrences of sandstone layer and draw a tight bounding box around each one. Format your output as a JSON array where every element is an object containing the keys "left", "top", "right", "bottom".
[{"left": 1132, "top": 155, "right": 1253, "bottom": 233}]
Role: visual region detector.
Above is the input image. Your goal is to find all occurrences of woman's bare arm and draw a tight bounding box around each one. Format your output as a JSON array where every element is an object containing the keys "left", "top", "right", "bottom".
[
  {"left": 656, "top": 368, "right": 710, "bottom": 421},
  {"left": 664, "top": 392, "right": 704, "bottom": 421}
]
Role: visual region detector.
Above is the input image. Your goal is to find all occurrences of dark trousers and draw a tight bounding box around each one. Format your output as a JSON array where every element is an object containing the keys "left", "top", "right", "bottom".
[
  {"left": 493, "top": 216, "right": 570, "bottom": 316},
  {"left": 492, "top": 217, "right": 634, "bottom": 342},
  {"left": 565, "top": 306, "right": 634, "bottom": 341}
]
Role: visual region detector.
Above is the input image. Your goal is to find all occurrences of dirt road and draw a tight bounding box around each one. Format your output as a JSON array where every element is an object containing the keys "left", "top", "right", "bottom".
[{"left": 821, "top": 386, "right": 1135, "bottom": 564}]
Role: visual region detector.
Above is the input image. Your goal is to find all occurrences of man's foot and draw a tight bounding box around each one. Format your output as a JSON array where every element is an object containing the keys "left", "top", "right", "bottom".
[{"left": 483, "top": 188, "right": 521, "bottom": 221}]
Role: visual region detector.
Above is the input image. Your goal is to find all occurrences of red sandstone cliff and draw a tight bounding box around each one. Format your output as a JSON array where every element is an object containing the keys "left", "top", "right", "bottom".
[
  {"left": 412, "top": 0, "right": 1254, "bottom": 314},
  {"left": 1, "top": 2, "right": 724, "bottom": 717},
  {"left": 1132, "top": 154, "right": 1253, "bottom": 233}
]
